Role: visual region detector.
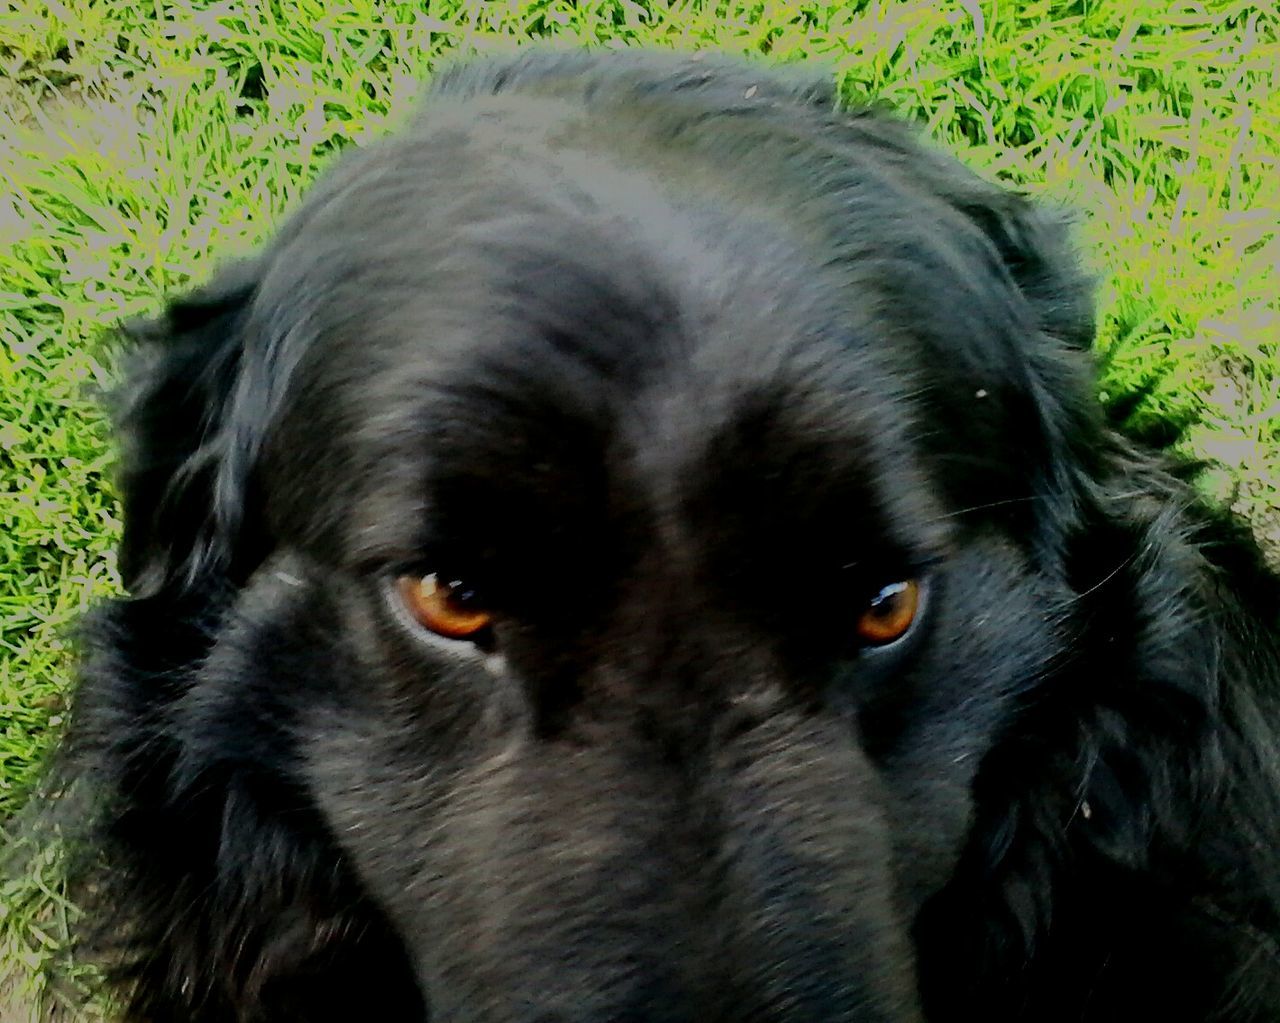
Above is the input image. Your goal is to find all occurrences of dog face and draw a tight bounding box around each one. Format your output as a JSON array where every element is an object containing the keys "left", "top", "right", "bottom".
[{"left": 70, "top": 52, "right": 1280, "bottom": 1023}]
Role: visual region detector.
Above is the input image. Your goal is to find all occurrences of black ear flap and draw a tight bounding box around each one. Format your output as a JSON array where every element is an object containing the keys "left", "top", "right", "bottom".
[
  {"left": 897, "top": 137, "right": 1106, "bottom": 557},
  {"left": 967, "top": 192, "right": 1106, "bottom": 558},
  {"left": 957, "top": 187, "right": 1103, "bottom": 432},
  {"left": 831, "top": 102, "right": 1098, "bottom": 355},
  {"left": 951, "top": 190, "right": 1096, "bottom": 353},
  {"left": 116, "top": 260, "right": 271, "bottom": 596}
]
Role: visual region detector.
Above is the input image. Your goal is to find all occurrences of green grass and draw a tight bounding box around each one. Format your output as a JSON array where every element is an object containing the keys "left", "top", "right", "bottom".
[{"left": 1, "top": 1, "right": 1277, "bottom": 1017}]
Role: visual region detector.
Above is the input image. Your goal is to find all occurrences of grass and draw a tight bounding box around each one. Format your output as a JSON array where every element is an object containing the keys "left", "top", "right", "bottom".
[{"left": 1, "top": 0, "right": 1276, "bottom": 1018}]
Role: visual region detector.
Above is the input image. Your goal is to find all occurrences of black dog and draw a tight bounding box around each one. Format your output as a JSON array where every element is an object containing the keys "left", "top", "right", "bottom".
[{"left": 64, "top": 50, "right": 1280, "bottom": 1022}]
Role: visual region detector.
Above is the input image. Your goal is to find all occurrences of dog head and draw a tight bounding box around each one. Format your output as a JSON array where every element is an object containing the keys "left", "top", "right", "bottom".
[{"left": 73, "top": 51, "right": 1280, "bottom": 1023}]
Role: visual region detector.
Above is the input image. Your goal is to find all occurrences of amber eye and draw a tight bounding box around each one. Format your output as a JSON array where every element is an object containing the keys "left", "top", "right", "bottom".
[
  {"left": 396, "top": 574, "right": 492, "bottom": 640},
  {"left": 855, "top": 580, "right": 921, "bottom": 646}
]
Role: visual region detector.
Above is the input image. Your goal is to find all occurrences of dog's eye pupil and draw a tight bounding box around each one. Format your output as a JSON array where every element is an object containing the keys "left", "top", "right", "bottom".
[
  {"left": 397, "top": 574, "right": 492, "bottom": 640},
  {"left": 856, "top": 580, "right": 920, "bottom": 646}
]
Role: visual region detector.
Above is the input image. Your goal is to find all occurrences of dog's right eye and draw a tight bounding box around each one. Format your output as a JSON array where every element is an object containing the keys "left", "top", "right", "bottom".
[
  {"left": 396, "top": 574, "right": 492, "bottom": 640},
  {"left": 854, "top": 580, "right": 921, "bottom": 647}
]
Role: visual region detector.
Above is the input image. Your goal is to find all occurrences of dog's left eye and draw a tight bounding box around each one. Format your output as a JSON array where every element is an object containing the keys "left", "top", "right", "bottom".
[
  {"left": 396, "top": 574, "right": 492, "bottom": 640},
  {"left": 855, "top": 580, "right": 921, "bottom": 647}
]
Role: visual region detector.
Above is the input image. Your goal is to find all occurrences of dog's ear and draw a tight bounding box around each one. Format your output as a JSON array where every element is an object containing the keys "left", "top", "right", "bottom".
[
  {"left": 116, "top": 260, "right": 271, "bottom": 597},
  {"left": 855, "top": 119, "right": 1106, "bottom": 554},
  {"left": 837, "top": 109, "right": 1097, "bottom": 354},
  {"left": 920, "top": 155, "right": 1106, "bottom": 547},
  {"left": 958, "top": 188, "right": 1105, "bottom": 518},
  {"left": 949, "top": 188, "right": 1096, "bottom": 353}
]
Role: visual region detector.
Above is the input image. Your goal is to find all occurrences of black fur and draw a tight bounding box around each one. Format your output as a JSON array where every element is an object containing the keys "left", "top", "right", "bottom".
[{"left": 63, "top": 50, "right": 1280, "bottom": 1022}]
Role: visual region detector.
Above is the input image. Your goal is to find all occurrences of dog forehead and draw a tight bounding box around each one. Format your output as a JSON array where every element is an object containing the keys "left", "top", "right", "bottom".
[
  {"left": 272, "top": 92, "right": 882, "bottom": 436},
  {"left": 323, "top": 246, "right": 938, "bottom": 575},
  {"left": 328, "top": 161, "right": 896, "bottom": 462},
  {"left": 265, "top": 102, "right": 819, "bottom": 317},
  {"left": 257, "top": 83, "right": 962, "bottom": 568}
]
